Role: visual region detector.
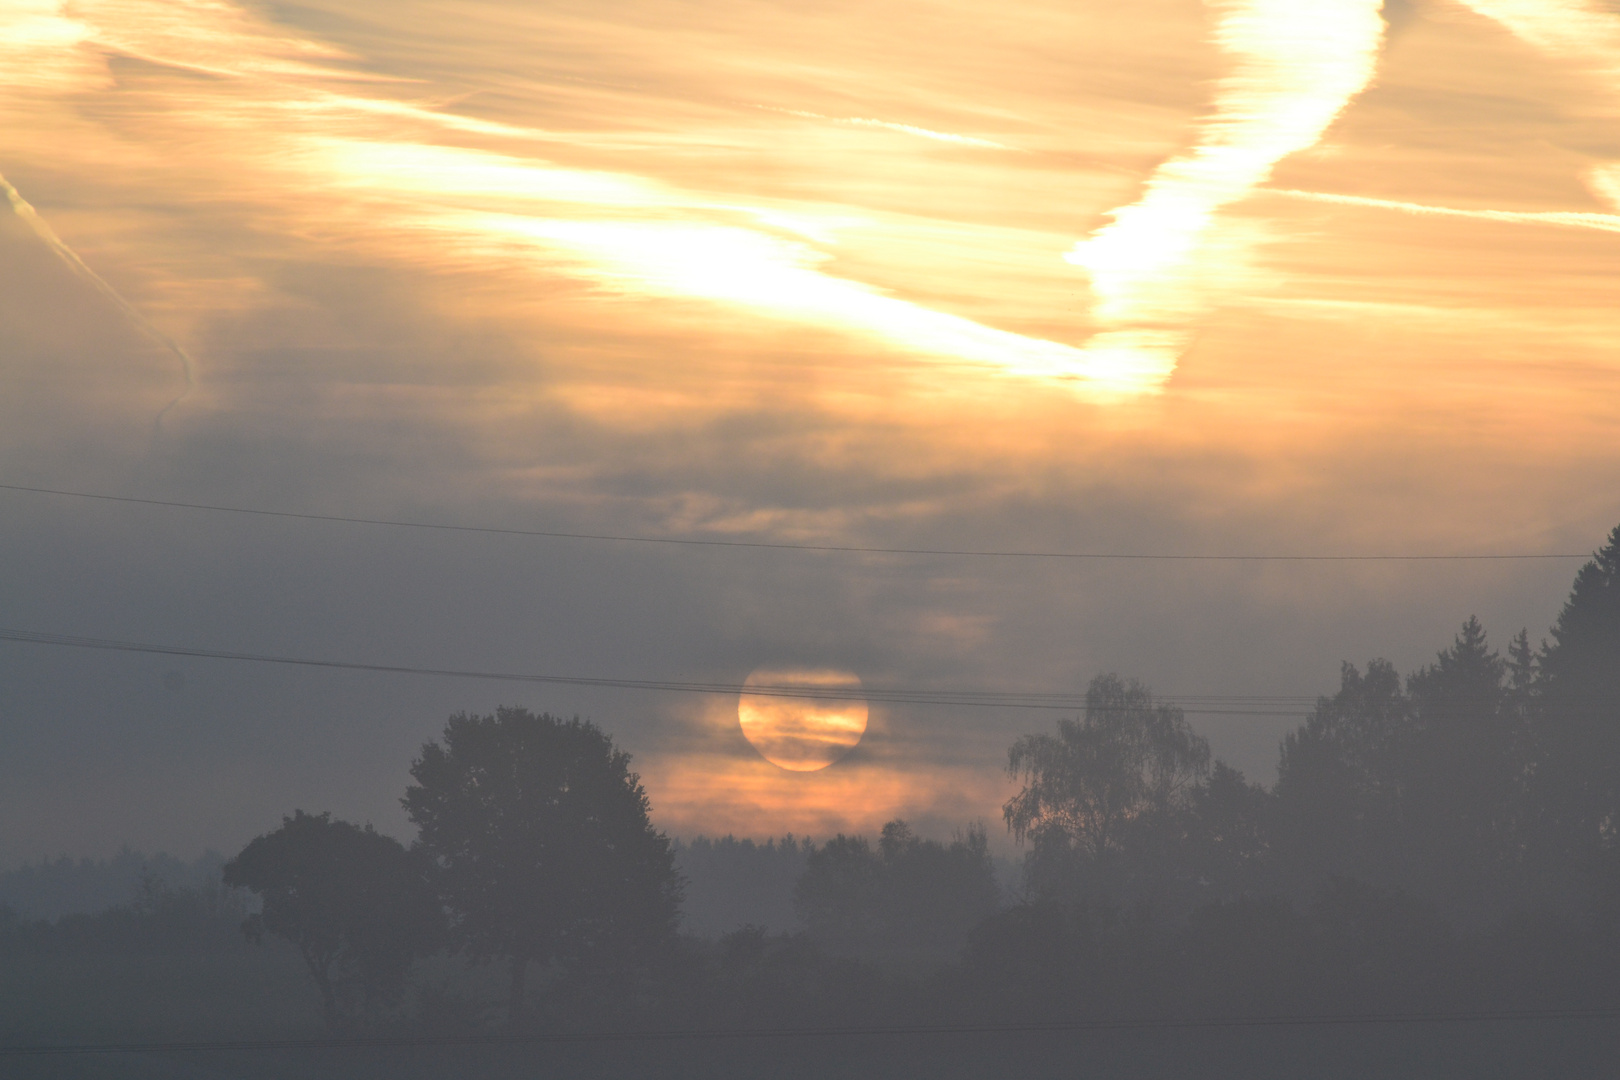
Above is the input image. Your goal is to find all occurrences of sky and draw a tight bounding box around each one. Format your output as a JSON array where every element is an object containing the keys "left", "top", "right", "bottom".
[{"left": 2, "top": 0, "right": 1619, "bottom": 866}]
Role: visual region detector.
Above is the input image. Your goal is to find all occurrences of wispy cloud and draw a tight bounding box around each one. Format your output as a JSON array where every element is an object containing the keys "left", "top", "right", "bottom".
[
  {"left": 1457, "top": 2, "right": 1620, "bottom": 228},
  {"left": 1065, "top": 0, "right": 1387, "bottom": 386},
  {"left": 1266, "top": 187, "right": 1620, "bottom": 234},
  {"left": 3, "top": 1, "right": 1121, "bottom": 396},
  {"left": 428, "top": 211, "right": 1116, "bottom": 386},
  {"left": 0, "top": 171, "right": 195, "bottom": 421},
  {"left": 1457, "top": 0, "right": 1620, "bottom": 75},
  {"left": 767, "top": 106, "right": 1013, "bottom": 150}
]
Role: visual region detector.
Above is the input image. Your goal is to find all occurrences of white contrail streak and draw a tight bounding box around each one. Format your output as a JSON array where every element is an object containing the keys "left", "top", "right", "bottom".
[
  {"left": 1, "top": 172, "right": 197, "bottom": 424},
  {"left": 1267, "top": 187, "right": 1620, "bottom": 234},
  {"left": 840, "top": 117, "right": 1010, "bottom": 149},
  {"left": 764, "top": 107, "right": 1011, "bottom": 149},
  {"left": 1065, "top": 0, "right": 1387, "bottom": 387}
]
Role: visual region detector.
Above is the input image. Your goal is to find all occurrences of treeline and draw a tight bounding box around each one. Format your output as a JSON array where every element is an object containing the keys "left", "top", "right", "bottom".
[
  {"left": 0, "top": 872, "right": 252, "bottom": 955},
  {"left": 0, "top": 839, "right": 810, "bottom": 944},
  {"left": 4, "top": 527, "right": 1618, "bottom": 1042},
  {"left": 672, "top": 835, "right": 810, "bottom": 938},
  {"left": 1005, "top": 527, "right": 1620, "bottom": 926},
  {"left": 0, "top": 849, "right": 229, "bottom": 921}
]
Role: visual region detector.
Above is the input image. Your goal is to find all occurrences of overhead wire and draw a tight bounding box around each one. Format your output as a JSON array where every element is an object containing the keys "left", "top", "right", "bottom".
[
  {"left": 0, "top": 628, "right": 1316, "bottom": 714},
  {"left": 0, "top": 484, "right": 1598, "bottom": 714},
  {"left": 0, "top": 483, "right": 1593, "bottom": 563},
  {"left": 16, "top": 630, "right": 1614, "bottom": 713}
]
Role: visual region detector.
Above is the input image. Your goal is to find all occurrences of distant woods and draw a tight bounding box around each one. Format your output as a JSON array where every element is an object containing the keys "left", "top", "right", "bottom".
[
  {"left": 673, "top": 835, "right": 810, "bottom": 939},
  {"left": 794, "top": 821, "right": 1000, "bottom": 960}
]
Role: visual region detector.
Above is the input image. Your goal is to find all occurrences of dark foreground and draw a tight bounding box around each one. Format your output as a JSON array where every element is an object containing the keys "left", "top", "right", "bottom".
[{"left": 8, "top": 1018, "right": 1620, "bottom": 1080}]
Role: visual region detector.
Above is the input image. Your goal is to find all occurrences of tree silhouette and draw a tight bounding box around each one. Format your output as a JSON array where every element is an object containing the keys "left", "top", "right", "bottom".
[
  {"left": 1401, "top": 617, "right": 1525, "bottom": 911},
  {"left": 402, "top": 708, "right": 681, "bottom": 1025},
  {"left": 1005, "top": 674, "right": 1209, "bottom": 901},
  {"left": 1185, "top": 761, "right": 1273, "bottom": 900},
  {"left": 793, "top": 834, "right": 879, "bottom": 951},
  {"left": 1271, "top": 620, "right": 1540, "bottom": 912},
  {"left": 222, "top": 811, "right": 442, "bottom": 1026},
  {"left": 1533, "top": 526, "right": 1620, "bottom": 873},
  {"left": 1273, "top": 659, "right": 1408, "bottom": 889},
  {"left": 793, "top": 820, "right": 998, "bottom": 958}
]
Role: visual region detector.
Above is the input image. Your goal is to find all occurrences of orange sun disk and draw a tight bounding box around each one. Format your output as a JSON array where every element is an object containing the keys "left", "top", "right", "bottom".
[{"left": 737, "top": 668, "right": 868, "bottom": 771}]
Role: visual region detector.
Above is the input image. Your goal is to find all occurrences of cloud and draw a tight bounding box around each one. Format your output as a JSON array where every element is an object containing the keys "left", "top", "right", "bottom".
[
  {"left": 1065, "top": 0, "right": 1387, "bottom": 386},
  {"left": 766, "top": 107, "right": 1014, "bottom": 149},
  {"left": 1453, "top": 3, "right": 1620, "bottom": 247},
  {"left": 1590, "top": 166, "right": 1620, "bottom": 211},
  {"left": 1265, "top": 186, "right": 1620, "bottom": 234},
  {"left": 0, "top": 0, "right": 1133, "bottom": 396},
  {"left": 1456, "top": 0, "right": 1620, "bottom": 77},
  {"left": 640, "top": 751, "right": 1009, "bottom": 843}
]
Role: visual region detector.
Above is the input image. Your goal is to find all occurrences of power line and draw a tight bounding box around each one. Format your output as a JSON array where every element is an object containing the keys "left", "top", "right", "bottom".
[
  {"left": 0, "top": 483, "right": 1592, "bottom": 563},
  {"left": 0, "top": 628, "right": 1317, "bottom": 714},
  {"left": 3, "top": 1007, "right": 1615, "bottom": 1056},
  {"left": 13, "top": 628, "right": 1614, "bottom": 715}
]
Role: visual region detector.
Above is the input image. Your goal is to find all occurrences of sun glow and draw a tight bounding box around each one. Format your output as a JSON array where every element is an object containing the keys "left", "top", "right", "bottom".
[{"left": 737, "top": 669, "right": 869, "bottom": 772}]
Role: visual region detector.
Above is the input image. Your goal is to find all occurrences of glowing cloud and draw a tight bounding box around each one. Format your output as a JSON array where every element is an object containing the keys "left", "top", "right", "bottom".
[
  {"left": 448, "top": 214, "right": 1137, "bottom": 387},
  {"left": 1458, "top": 2, "right": 1620, "bottom": 218},
  {"left": 1, "top": 0, "right": 1131, "bottom": 397},
  {"left": 1456, "top": 0, "right": 1620, "bottom": 74},
  {"left": 1066, "top": 0, "right": 1386, "bottom": 385},
  {"left": 640, "top": 753, "right": 1008, "bottom": 842},
  {"left": 0, "top": 1, "right": 100, "bottom": 95},
  {"left": 1589, "top": 166, "right": 1620, "bottom": 212}
]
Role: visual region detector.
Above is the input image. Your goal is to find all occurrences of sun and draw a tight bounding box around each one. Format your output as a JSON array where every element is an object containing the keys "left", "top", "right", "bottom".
[{"left": 737, "top": 667, "right": 868, "bottom": 771}]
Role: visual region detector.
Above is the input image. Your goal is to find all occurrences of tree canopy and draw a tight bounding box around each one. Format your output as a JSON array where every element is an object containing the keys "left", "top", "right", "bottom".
[
  {"left": 1004, "top": 674, "right": 1210, "bottom": 902},
  {"left": 402, "top": 707, "right": 681, "bottom": 1024},
  {"left": 1533, "top": 525, "right": 1620, "bottom": 869},
  {"left": 222, "top": 811, "right": 442, "bottom": 1025}
]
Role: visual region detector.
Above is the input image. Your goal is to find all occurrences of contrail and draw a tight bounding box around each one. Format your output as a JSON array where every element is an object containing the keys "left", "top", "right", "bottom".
[
  {"left": 1, "top": 173, "right": 196, "bottom": 425},
  {"left": 1065, "top": 0, "right": 1387, "bottom": 387},
  {"left": 761, "top": 106, "right": 1011, "bottom": 149},
  {"left": 1266, "top": 187, "right": 1620, "bottom": 234}
]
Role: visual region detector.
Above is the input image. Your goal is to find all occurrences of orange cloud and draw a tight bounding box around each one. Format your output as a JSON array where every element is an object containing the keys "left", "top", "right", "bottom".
[{"left": 638, "top": 750, "right": 1010, "bottom": 842}]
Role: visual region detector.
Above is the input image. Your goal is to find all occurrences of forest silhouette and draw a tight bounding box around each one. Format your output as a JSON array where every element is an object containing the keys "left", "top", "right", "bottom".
[{"left": 3, "top": 526, "right": 1620, "bottom": 1077}]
